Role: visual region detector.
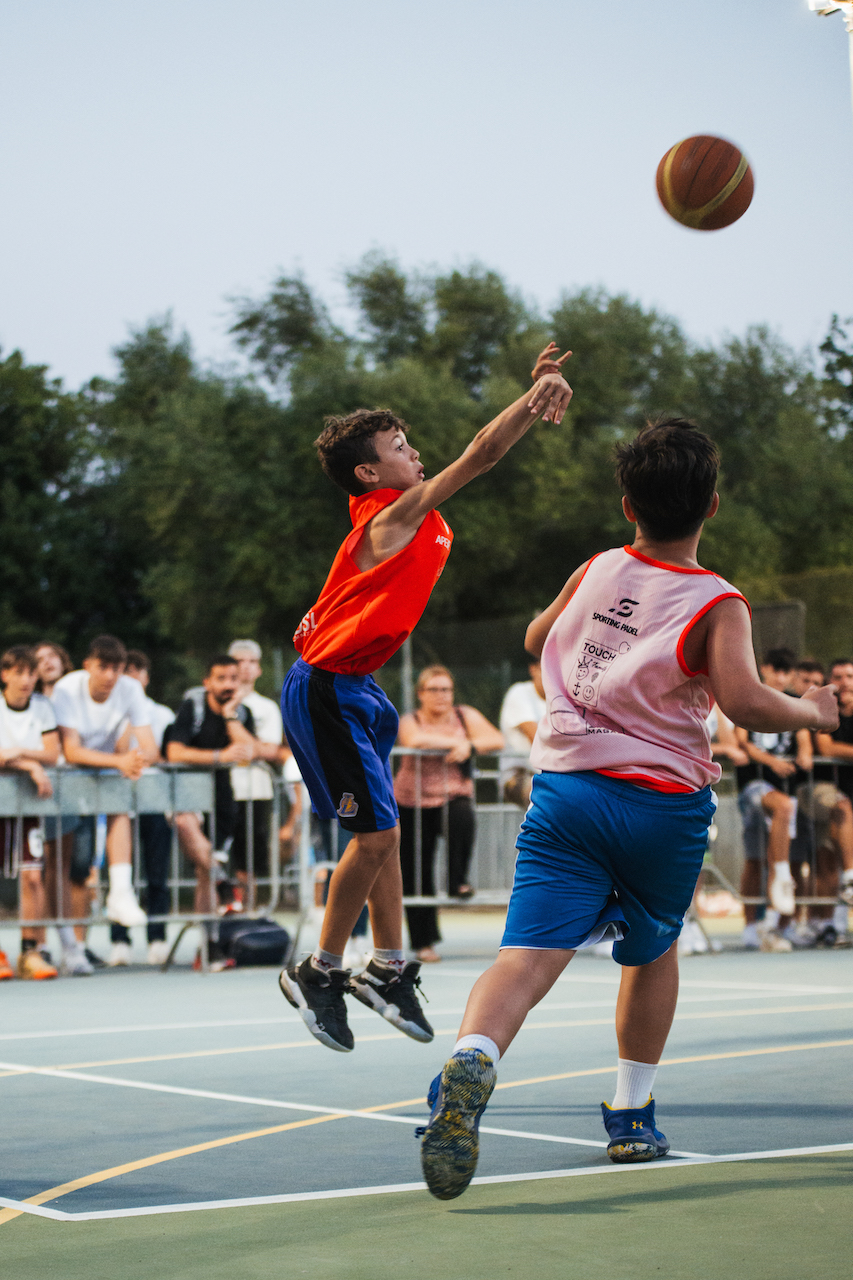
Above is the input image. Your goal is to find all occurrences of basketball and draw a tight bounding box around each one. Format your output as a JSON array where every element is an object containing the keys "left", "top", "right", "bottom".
[{"left": 656, "top": 135, "right": 754, "bottom": 231}]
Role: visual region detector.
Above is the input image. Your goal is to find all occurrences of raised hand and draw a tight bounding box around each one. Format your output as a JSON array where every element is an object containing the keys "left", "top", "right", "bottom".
[
  {"left": 531, "top": 342, "right": 572, "bottom": 383},
  {"left": 528, "top": 371, "right": 573, "bottom": 424},
  {"left": 803, "top": 682, "right": 841, "bottom": 733}
]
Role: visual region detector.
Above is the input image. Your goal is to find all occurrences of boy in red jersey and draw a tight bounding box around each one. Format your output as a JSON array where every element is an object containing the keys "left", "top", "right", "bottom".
[
  {"left": 279, "top": 363, "right": 573, "bottom": 1053},
  {"left": 418, "top": 415, "right": 840, "bottom": 1200}
]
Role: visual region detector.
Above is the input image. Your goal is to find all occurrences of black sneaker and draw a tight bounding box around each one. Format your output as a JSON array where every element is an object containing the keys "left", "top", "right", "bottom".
[
  {"left": 84, "top": 948, "right": 106, "bottom": 969},
  {"left": 347, "top": 959, "right": 434, "bottom": 1043},
  {"left": 278, "top": 957, "right": 354, "bottom": 1053}
]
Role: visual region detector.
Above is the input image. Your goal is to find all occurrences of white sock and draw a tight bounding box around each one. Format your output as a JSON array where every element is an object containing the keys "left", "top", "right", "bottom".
[
  {"left": 770, "top": 861, "right": 792, "bottom": 880},
  {"left": 611, "top": 1058, "right": 658, "bottom": 1110},
  {"left": 453, "top": 1034, "right": 500, "bottom": 1065},
  {"left": 108, "top": 862, "right": 133, "bottom": 892},
  {"left": 58, "top": 926, "right": 77, "bottom": 950},
  {"left": 311, "top": 949, "right": 344, "bottom": 973},
  {"left": 372, "top": 948, "right": 405, "bottom": 974}
]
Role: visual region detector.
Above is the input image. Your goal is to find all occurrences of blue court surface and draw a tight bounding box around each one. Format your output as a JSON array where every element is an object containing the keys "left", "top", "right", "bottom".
[{"left": 1, "top": 912, "right": 851, "bottom": 1279}]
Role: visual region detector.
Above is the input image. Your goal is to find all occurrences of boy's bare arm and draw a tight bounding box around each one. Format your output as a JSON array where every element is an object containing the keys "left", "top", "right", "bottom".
[
  {"left": 362, "top": 374, "right": 572, "bottom": 565},
  {"left": 525, "top": 561, "right": 591, "bottom": 658},
  {"left": 815, "top": 730, "right": 853, "bottom": 760},
  {"left": 707, "top": 599, "right": 839, "bottom": 732}
]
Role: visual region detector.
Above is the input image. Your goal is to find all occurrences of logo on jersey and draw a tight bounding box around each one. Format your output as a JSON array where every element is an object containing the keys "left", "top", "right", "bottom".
[
  {"left": 435, "top": 534, "right": 451, "bottom": 550},
  {"left": 609, "top": 597, "right": 638, "bottom": 619},
  {"left": 294, "top": 610, "right": 317, "bottom": 641},
  {"left": 570, "top": 637, "right": 632, "bottom": 710},
  {"left": 337, "top": 793, "right": 359, "bottom": 818}
]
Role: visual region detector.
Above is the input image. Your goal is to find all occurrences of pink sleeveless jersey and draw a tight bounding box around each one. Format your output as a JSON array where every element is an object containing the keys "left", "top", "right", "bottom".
[{"left": 531, "top": 546, "right": 748, "bottom": 793}]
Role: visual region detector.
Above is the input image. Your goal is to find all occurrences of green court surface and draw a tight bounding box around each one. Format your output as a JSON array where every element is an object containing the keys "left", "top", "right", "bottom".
[{"left": 1, "top": 912, "right": 851, "bottom": 1279}]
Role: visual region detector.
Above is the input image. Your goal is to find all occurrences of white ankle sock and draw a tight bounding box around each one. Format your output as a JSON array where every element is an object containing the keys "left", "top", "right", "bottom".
[
  {"left": 58, "top": 927, "right": 77, "bottom": 950},
  {"left": 108, "top": 862, "right": 132, "bottom": 892},
  {"left": 611, "top": 1058, "right": 657, "bottom": 1110},
  {"left": 311, "top": 949, "right": 344, "bottom": 973},
  {"left": 372, "top": 948, "right": 405, "bottom": 974},
  {"left": 453, "top": 1034, "right": 500, "bottom": 1065}
]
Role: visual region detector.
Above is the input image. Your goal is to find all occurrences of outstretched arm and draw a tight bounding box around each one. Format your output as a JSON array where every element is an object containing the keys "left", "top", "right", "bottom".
[{"left": 361, "top": 371, "right": 572, "bottom": 566}]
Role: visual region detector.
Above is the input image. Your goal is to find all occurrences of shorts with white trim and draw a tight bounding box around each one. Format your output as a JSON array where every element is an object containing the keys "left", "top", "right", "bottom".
[
  {"left": 281, "top": 658, "right": 399, "bottom": 833},
  {"left": 501, "top": 770, "right": 716, "bottom": 967}
]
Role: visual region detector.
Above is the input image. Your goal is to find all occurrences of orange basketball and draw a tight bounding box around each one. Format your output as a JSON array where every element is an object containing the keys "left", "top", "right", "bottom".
[{"left": 656, "top": 135, "right": 754, "bottom": 231}]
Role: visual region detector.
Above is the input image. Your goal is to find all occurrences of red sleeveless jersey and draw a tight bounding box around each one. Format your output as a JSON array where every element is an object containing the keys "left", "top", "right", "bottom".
[{"left": 294, "top": 488, "right": 453, "bottom": 675}]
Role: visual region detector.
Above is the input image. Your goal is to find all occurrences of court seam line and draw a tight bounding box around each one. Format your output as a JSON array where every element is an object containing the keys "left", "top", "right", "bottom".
[
  {"left": 2, "top": 981, "right": 849, "bottom": 1045},
  {"left": 3, "top": 1142, "right": 852, "bottom": 1224},
  {"left": 2, "top": 1002, "right": 851, "bottom": 1077}
]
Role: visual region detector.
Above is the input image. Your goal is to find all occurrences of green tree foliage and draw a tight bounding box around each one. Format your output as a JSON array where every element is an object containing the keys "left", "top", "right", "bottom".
[{"left": 5, "top": 255, "right": 852, "bottom": 671}]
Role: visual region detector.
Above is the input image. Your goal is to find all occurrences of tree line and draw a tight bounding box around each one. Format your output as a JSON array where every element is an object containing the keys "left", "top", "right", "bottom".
[{"left": 3, "top": 252, "right": 852, "bottom": 697}]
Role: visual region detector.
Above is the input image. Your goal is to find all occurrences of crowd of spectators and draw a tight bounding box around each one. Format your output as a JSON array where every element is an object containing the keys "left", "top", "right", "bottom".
[
  {"left": 2, "top": 633, "right": 851, "bottom": 979},
  {"left": 0, "top": 635, "right": 300, "bottom": 979}
]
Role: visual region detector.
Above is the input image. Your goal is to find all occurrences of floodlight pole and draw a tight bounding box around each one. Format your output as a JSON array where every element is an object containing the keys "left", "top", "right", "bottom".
[{"left": 808, "top": 2, "right": 853, "bottom": 127}]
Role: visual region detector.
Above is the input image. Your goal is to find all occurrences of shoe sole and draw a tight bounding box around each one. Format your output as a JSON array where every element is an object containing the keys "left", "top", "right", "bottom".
[
  {"left": 278, "top": 969, "right": 353, "bottom": 1053},
  {"left": 420, "top": 1053, "right": 496, "bottom": 1200},
  {"left": 348, "top": 977, "right": 434, "bottom": 1043},
  {"left": 607, "top": 1139, "right": 669, "bottom": 1163}
]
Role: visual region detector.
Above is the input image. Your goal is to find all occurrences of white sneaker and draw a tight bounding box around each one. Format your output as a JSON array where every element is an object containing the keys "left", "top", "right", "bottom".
[
  {"left": 839, "top": 870, "right": 853, "bottom": 907},
  {"left": 768, "top": 866, "right": 796, "bottom": 916},
  {"left": 147, "top": 940, "right": 170, "bottom": 966},
  {"left": 741, "top": 922, "right": 761, "bottom": 950},
  {"left": 60, "top": 944, "right": 94, "bottom": 976},
  {"left": 757, "top": 923, "right": 793, "bottom": 952},
  {"left": 108, "top": 941, "right": 132, "bottom": 967},
  {"left": 105, "top": 887, "right": 147, "bottom": 928}
]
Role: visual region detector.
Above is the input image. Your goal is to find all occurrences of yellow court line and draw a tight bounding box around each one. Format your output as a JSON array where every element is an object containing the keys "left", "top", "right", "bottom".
[
  {"left": 1, "top": 1002, "right": 850, "bottom": 1077},
  {"left": 2, "top": 1033, "right": 852, "bottom": 1228}
]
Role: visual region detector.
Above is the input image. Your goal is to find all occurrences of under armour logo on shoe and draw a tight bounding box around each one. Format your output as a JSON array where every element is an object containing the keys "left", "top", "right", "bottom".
[
  {"left": 337, "top": 793, "right": 359, "bottom": 818},
  {"left": 632, "top": 1121, "right": 644, "bottom": 1129}
]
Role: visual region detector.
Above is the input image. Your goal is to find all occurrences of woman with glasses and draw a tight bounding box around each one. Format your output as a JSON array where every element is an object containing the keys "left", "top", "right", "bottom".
[{"left": 394, "top": 665, "right": 503, "bottom": 962}]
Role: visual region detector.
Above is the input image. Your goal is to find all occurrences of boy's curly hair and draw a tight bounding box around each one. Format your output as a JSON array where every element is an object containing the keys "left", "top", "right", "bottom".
[
  {"left": 314, "top": 408, "right": 409, "bottom": 496},
  {"left": 614, "top": 418, "right": 719, "bottom": 541}
]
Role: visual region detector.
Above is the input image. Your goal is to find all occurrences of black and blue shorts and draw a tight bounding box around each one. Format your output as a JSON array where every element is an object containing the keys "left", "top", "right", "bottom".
[{"left": 281, "top": 658, "right": 399, "bottom": 834}]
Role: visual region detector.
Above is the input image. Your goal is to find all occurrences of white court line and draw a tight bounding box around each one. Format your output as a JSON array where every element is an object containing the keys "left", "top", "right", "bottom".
[{"left": 5, "top": 1142, "right": 852, "bottom": 1223}]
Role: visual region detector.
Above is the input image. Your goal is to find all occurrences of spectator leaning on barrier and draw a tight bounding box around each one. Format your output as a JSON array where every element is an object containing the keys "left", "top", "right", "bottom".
[
  {"left": 227, "top": 640, "right": 290, "bottom": 906},
  {"left": 813, "top": 658, "right": 853, "bottom": 912},
  {"left": 734, "top": 647, "right": 810, "bottom": 953},
  {"left": 499, "top": 653, "right": 546, "bottom": 808},
  {"left": 165, "top": 655, "right": 259, "bottom": 935},
  {"left": 110, "top": 650, "right": 176, "bottom": 967},
  {"left": 52, "top": 635, "right": 157, "bottom": 972},
  {"left": 394, "top": 665, "right": 504, "bottom": 963},
  {"left": 0, "top": 646, "right": 60, "bottom": 980}
]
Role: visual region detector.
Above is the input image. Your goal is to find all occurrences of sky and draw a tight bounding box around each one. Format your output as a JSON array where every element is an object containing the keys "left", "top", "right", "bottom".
[{"left": 1, "top": 0, "right": 852, "bottom": 389}]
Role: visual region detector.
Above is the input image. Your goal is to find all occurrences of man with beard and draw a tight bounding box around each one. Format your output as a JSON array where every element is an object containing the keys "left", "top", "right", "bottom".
[{"left": 166, "top": 656, "right": 260, "bottom": 946}]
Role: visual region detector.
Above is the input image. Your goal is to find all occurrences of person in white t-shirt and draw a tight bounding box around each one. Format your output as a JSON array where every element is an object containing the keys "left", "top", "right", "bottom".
[
  {"left": 52, "top": 636, "right": 158, "bottom": 956},
  {"left": 111, "top": 650, "right": 176, "bottom": 967},
  {"left": 227, "top": 640, "right": 290, "bottom": 905},
  {"left": 499, "top": 654, "right": 546, "bottom": 807},
  {"left": 0, "top": 646, "right": 61, "bottom": 980}
]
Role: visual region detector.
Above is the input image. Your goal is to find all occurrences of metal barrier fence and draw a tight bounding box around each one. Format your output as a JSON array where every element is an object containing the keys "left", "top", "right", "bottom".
[{"left": 1, "top": 752, "right": 848, "bottom": 953}]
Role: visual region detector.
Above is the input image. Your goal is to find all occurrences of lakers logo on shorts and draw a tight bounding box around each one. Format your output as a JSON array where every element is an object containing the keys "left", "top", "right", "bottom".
[{"left": 337, "top": 793, "right": 359, "bottom": 818}]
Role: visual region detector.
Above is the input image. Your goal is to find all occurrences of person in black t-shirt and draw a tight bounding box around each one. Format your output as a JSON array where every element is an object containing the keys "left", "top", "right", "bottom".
[
  {"left": 165, "top": 655, "right": 259, "bottom": 915},
  {"left": 813, "top": 658, "right": 853, "bottom": 907}
]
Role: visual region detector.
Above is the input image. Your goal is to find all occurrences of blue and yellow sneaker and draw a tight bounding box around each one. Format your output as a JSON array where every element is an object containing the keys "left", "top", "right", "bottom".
[
  {"left": 601, "top": 1096, "right": 670, "bottom": 1163},
  {"left": 417, "top": 1050, "right": 497, "bottom": 1200}
]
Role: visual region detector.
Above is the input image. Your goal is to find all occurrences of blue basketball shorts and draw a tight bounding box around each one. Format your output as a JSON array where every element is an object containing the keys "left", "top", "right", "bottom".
[
  {"left": 280, "top": 658, "right": 400, "bottom": 833},
  {"left": 502, "top": 771, "right": 716, "bottom": 967}
]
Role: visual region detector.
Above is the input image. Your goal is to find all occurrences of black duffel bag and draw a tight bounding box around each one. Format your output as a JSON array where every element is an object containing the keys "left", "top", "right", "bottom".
[{"left": 217, "top": 916, "right": 291, "bottom": 967}]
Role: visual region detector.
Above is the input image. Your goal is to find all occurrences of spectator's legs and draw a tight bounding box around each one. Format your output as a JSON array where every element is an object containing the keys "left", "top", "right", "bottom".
[
  {"left": 140, "top": 814, "right": 172, "bottom": 942},
  {"left": 103, "top": 814, "right": 146, "bottom": 931},
  {"left": 740, "top": 860, "right": 762, "bottom": 925},
  {"left": 399, "top": 805, "right": 442, "bottom": 955},
  {"left": 829, "top": 796, "right": 853, "bottom": 873},
  {"left": 173, "top": 812, "right": 217, "bottom": 914},
  {"left": 760, "top": 790, "right": 796, "bottom": 925},
  {"left": 319, "top": 827, "right": 402, "bottom": 956},
  {"left": 447, "top": 796, "right": 476, "bottom": 896},
  {"left": 19, "top": 865, "right": 47, "bottom": 949}
]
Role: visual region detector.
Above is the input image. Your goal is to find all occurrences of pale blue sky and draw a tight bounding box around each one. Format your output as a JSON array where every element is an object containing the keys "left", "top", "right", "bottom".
[{"left": 1, "top": 0, "right": 851, "bottom": 387}]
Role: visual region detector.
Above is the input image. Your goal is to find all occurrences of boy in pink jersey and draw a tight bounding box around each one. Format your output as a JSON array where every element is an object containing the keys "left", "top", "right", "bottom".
[{"left": 419, "top": 417, "right": 840, "bottom": 1200}]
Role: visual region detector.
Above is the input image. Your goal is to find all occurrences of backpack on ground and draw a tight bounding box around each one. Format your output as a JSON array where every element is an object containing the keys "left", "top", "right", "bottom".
[{"left": 217, "top": 916, "right": 291, "bottom": 967}]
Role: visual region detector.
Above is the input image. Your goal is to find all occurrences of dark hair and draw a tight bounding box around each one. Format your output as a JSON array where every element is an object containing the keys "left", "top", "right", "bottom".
[
  {"left": 86, "top": 635, "right": 127, "bottom": 666},
  {"left": 797, "top": 659, "right": 824, "bottom": 676},
  {"left": 830, "top": 657, "right": 853, "bottom": 670},
  {"left": 314, "top": 408, "right": 409, "bottom": 496},
  {"left": 205, "top": 654, "right": 238, "bottom": 676},
  {"left": 614, "top": 418, "right": 719, "bottom": 541},
  {"left": 1, "top": 645, "right": 37, "bottom": 675},
  {"left": 126, "top": 649, "right": 151, "bottom": 673},
  {"left": 762, "top": 647, "right": 796, "bottom": 672}
]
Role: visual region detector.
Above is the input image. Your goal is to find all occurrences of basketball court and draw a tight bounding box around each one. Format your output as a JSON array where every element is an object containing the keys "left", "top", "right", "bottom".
[{"left": 1, "top": 912, "right": 850, "bottom": 1279}]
